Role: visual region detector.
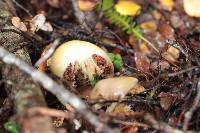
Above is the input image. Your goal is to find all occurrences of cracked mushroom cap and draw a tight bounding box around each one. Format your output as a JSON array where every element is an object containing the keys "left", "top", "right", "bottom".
[{"left": 50, "top": 40, "right": 114, "bottom": 82}]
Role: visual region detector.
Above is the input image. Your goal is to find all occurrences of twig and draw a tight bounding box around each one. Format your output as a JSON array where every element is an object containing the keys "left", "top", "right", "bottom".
[
  {"left": 34, "top": 39, "right": 60, "bottom": 67},
  {"left": 183, "top": 79, "right": 200, "bottom": 131},
  {"left": 145, "top": 113, "right": 184, "bottom": 133},
  {"left": 12, "top": 0, "right": 32, "bottom": 17},
  {"left": 0, "top": 46, "right": 118, "bottom": 133},
  {"left": 163, "top": 66, "right": 200, "bottom": 77},
  {"left": 27, "top": 107, "right": 73, "bottom": 119},
  {"left": 70, "top": 0, "right": 90, "bottom": 31}
]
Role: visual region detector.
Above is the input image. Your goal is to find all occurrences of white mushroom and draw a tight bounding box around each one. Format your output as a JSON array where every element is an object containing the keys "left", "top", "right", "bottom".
[
  {"left": 183, "top": 0, "right": 200, "bottom": 17},
  {"left": 49, "top": 40, "right": 114, "bottom": 83},
  {"left": 90, "top": 77, "right": 138, "bottom": 100}
]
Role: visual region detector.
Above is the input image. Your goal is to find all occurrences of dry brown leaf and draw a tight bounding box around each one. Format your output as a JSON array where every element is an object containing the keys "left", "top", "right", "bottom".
[
  {"left": 159, "top": 23, "right": 174, "bottom": 40},
  {"left": 121, "top": 125, "right": 138, "bottom": 133},
  {"left": 150, "top": 60, "right": 170, "bottom": 71},
  {"left": 162, "top": 46, "right": 180, "bottom": 62},
  {"left": 134, "top": 52, "right": 150, "bottom": 73},
  {"left": 11, "top": 17, "right": 27, "bottom": 32},
  {"left": 129, "top": 84, "right": 145, "bottom": 95},
  {"left": 159, "top": 92, "right": 174, "bottom": 111}
]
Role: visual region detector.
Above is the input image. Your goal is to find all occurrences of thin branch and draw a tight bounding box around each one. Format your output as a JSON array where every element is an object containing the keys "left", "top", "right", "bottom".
[
  {"left": 162, "top": 66, "right": 200, "bottom": 77},
  {"left": 183, "top": 79, "right": 200, "bottom": 131},
  {"left": 70, "top": 0, "right": 90, "bottom": 31},
  {"left": 0, "top": 46, "right": 118, "bottom": 133},
  {"left": 145, "top": 113, "right": 184, "bottom": 133},
  {"left": 34, "top": 39, "right": 60, "bottom": 67},
  {"left": 27, "top": 107, "right": 74, "bottom": 119}
]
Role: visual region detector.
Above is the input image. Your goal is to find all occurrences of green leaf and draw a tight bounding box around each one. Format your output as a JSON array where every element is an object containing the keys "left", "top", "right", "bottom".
[
  {"left": 97, "top": 0, "right": 114, "bottom": 11},
  {"left": 108, "top": 53, "right": 123, "bottom": 71},
  {"left": 147, "top": 5, "right": 155, "bottom": 14},
  {"left": 107, "top": 53, "right": 115, "bottom": 61},
  {"left": 4, "top": 121, "right": 20, "bottom": 133},
  {"left": 90, "top": 76, "right": 101, "bottom": 86}
]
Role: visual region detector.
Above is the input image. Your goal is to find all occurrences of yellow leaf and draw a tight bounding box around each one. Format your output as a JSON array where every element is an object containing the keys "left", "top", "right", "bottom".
[
  {"left": 140, "top": 21, "right": 157, "bottom": 33},
  {"left": 159, "top": 0, "right": 174, "bottom": 11},
  {"left": 115, "top": 0, "right": 141, "bottom": 16}
]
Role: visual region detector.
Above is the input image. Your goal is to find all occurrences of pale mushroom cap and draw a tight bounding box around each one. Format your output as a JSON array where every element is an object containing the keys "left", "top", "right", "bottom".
[
  {"left": 90, "top": 77, "right": 138, "bottom": 100},
  {"left": 184, "top": 0, "right": 200, "bottom": 17},
  {"left": 50, "top": 40, "right": 113, "bottom": 79}
]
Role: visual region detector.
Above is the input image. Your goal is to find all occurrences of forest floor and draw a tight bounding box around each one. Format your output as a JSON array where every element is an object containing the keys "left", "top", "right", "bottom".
[{"left": 0, "top": 0, "right": 200, "bottom": 133}]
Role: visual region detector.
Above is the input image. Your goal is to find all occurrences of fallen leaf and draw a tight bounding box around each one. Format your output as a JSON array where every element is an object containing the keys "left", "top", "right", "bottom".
[
  {"left": 129, "top": 84, "right": 145, "bottom": 95},
  {"left": 134, "top": 52, "right": 150, "bottom": 73},
  {"left": 159, "top": 92, "right": 174, "bottom": 111},
  {"left": 159, "top": 0, "right": 174, "bottom": 11},
  {"left": 167, "top": 46, "right": 180, "bottom": 59},
  {"left": 139, "top": 43, "right": 151, "bottom": 55},
  {"left": 121, "top": 125, "right": 138, "bottom": 133},
  {"left": 150, "top": 60, "right": 170, "bottom": 71},
  {"left": 11, "top": 17, "right": 27, "bottom": 32},
  {"left": 30, "top": 13, "right": 53, "bottom": 32},
  {"left": 159, "top": 23, "right": 174, "bottom": 40},
  {"left": 115, "top": 0, "right": 141, "bottom": 16},
  {"left": 78, "top": 0, "right": 97, "bottom": 11},
  {"left": 140, "top": 21, "right": 157, "bottom": 33}
]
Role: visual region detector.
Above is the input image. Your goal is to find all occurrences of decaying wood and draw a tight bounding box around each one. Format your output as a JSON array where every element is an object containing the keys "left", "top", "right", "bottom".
[{"left": 0, "top": 0, "right": 57, "bottom": 133}]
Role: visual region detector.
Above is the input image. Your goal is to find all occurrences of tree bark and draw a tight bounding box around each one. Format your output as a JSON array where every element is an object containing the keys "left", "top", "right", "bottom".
[{"left": 0, "top": 0, "right": 56, "bottom": 133}]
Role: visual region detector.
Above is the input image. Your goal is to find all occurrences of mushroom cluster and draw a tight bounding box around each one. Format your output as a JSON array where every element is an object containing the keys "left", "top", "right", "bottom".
[{"left": 49, "top": 40, "right": 114, "bottom": 84}]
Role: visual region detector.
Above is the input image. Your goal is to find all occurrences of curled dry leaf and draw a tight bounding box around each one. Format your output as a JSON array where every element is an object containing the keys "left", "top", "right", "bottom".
[
  {"left": 162, "top": 46, "right": 180, "bottom": 62},
  {"left": 90, "top": 77, "right": 138, "bottom": 100},
  {"left": 30, "top": 14, "right": 53, "bottom": 32},
  {"left": 11, "top": 17, "right": 27, "bottom": 32},
  {"left": 183, "top": 0, "right": 200, "bottom": 17},
  {"left": 134, "top": 52, "right": 150, "bottom": 73}
]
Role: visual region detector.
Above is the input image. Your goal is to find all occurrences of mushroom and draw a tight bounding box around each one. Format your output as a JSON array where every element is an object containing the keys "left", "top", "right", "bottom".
[
  {"left": 90, "top": 76, "right": 138, "bottom": 100},
  {"left": 49, "top": 40, "right": 114, "bottom": 84},
  {"left": 183, "top": 0, "right": 200, "bottom": 17},
  {"left": 115, "top": 0, "right": 141, "bottom": 16}
]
